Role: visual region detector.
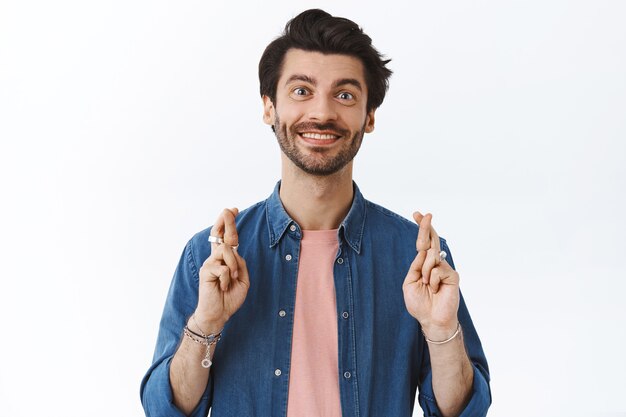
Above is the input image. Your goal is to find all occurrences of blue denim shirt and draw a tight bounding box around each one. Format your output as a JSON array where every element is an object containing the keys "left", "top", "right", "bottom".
[{"left": 141, "top": 182, "right": 491, "bottom": 417}]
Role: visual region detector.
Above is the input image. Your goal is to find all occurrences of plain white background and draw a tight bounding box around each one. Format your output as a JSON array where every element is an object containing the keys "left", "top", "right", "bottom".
[{"left": 1, "top": 1, "right": 625, "bottom": 416}]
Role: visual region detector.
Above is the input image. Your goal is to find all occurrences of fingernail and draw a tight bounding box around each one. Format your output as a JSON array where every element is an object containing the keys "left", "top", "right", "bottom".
[{"left": 233, "top": 270, "right": 239, "bottom": 279}]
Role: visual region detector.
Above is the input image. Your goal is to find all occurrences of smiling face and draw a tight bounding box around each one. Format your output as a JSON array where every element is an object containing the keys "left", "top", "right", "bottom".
[{"left": 263, "top": 49, "right": 376, "bottom": 176}]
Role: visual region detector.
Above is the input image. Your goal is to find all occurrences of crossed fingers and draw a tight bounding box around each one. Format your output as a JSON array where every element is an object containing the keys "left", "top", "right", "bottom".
[
  {"left": 206, "top": 208, "right": 244, "bottom": 291},
  {"left": 412, "top": 211, "right": 454, "bottom": 293},
  {"left": 211, "top": 208, "right": 239, "bottom": 247}
]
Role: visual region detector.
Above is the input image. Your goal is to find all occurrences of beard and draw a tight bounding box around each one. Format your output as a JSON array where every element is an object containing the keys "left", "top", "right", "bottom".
[{"left": 273, "top": 114, "right": 366, "bottom": 176}]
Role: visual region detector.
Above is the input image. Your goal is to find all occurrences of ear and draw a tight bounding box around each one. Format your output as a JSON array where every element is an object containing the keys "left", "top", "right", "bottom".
[
  {"left": 262, "top": 96, "right": 275, "bottom": 126},
  {"left": 364, "top": 109, "right": 376, "bottom": 133}
]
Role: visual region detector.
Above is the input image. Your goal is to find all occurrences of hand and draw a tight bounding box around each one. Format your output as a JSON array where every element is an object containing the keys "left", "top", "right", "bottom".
[
  {"left": 402, "top": 212, "right": 460, "bottom": 339},
  {"left": 193, "top": 208, "right": 250, "bottom": 334}
]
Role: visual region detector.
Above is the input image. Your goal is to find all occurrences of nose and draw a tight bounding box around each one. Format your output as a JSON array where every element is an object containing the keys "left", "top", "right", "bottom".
[{"left": 307, "top": 94, "right": 338, "bottom": 122}]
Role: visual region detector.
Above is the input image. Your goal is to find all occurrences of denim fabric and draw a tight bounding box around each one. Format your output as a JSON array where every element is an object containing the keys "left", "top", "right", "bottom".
[{"left": 141, "top": 181, "right": 491, "bottom": 417}]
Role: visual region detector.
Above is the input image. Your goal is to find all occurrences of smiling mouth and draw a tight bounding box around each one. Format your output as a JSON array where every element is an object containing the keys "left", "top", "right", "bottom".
[{"left": 299, "top": 132, "right": 340, "bottom": 140}]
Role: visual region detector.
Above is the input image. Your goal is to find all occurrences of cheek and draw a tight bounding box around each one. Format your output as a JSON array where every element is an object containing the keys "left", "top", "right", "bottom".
[
  {"left": 275, "top": 104, "right": 304, "bottom": 128},
  {"left": 345, "top": 109, "right": 368, "bottom": 129},
  {"left": 276, "top": 101, "right": 301, "bottom": 117}
]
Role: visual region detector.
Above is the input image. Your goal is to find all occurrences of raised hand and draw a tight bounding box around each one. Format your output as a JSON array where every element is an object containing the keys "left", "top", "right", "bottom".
[
  {"left": 402, "top": 212, "right": 460, "bottom": 339},
  {"left": 192, "top": 208, "right": 250, "bottom": 335}
]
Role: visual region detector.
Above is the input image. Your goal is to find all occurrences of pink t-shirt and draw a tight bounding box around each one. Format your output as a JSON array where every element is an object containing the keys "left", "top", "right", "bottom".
[{"left": 286, "top": 229, "right": 342, "bottom": 417}]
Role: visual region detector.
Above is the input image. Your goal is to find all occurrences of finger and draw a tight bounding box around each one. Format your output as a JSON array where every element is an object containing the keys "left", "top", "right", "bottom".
[
  {"left": 415, "top": 211, "right": 441, "bottom": 252},
  {"left": 431, "top": 263, "right": 461, "bottom": 294},
  {"left": 409, "top": 249, "right": 427, "bottom": 273},
  {"left": 430, "top": 266, "right": 445, "bottom": 294},
  {"left": 233, "top": 249, "right": 250, "bottom": 287},
  {"left": 203, "top": 243, "right": 239, "bottom": 280},
  {"left": 210, "top": 212, "right": 227, "bottom": 250},
  {"left": 421, "top": 247, "right": 440, "bottom": 284},
  {"left": 415, "top": 213, "right": 432, "bottom": 252},
  {"left": 222, "top": 208, "right": 239, "bottom": 247},
  {"left": 203, "top": 264, "right": 232, "bottom": 292},
  {"left": 404, "top": 250, "right": 427, "bottom": 286},
  {"left": 212, "top": 264, "right": 232, "bottom": 292},
  {"left": 220, "top": 244, "right": 239, "bottom": 279},
  {"left": 403, "top": 268, "right": 421, "bottom": 287},
  {"left": 429, "top": 220, "right": 441, "bottom": 253},
  {"left": 438, "top": 262, "right": 460, "bottom": 286}
]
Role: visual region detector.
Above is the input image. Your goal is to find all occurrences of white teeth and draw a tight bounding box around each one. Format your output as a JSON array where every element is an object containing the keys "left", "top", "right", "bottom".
[{"left": 301, "top": 132, "right": 338, "bottom": 140}]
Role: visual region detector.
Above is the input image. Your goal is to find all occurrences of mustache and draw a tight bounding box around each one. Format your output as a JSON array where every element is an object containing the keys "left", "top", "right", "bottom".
[{"left": 291, "top": 122, "right": 349, "bottom": 137}]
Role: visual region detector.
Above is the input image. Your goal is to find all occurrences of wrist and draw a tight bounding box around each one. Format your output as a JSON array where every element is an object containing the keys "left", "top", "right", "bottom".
[
  {"left": 421, "top": 321, "right": 459, "bottom": 342},
  {"left": 189, "top": 312, "right": 226, "bottom": 335}
]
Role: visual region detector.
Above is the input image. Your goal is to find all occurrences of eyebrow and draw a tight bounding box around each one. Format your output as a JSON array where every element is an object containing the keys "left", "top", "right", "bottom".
[
  {"left": 284, "top": 74, "right": 316, "bottom": 86},
  {"left": 284, "top": 75, "right": 363, "bottom": 92},
  {"left": 332, "top": 78, "right": 363, "bottom": 92}
]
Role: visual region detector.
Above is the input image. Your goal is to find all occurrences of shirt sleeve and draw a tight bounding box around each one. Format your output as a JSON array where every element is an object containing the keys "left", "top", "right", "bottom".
[
  {"left": 417, "top": 239, "right": 492, "bottom": 417},
  {"left": 140, "top": 239, "right": 213, "bottom": 417}
]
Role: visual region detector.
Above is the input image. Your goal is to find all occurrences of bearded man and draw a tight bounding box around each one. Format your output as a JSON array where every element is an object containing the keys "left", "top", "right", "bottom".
[{"left": 141, "top": 9, "right": 491, "bottom": 417}]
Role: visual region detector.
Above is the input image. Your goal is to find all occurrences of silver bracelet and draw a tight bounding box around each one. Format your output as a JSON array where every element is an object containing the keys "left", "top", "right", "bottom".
[
  {"left": 422, "top": 322, "right": 461, "bottom": 345},
  {"left": 184, "top": 315, "right": 223, "bottom": 368},
  {"left": 183, "top": 326, "right": 222, "bottom": 368}
]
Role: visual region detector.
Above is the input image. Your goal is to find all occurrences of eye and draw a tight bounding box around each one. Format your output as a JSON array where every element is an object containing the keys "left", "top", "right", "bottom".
[
  {"left": 293, "top": 87, "right": 309, "bottom": 96},
  {"left": 337, "top": 92, "right": 354, "bottom": 100}
]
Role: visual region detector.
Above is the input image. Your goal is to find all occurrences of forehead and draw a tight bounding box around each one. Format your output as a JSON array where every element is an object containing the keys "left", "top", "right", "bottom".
[{"left": 278, "top": 48, "right": 366, "bottom": 87}]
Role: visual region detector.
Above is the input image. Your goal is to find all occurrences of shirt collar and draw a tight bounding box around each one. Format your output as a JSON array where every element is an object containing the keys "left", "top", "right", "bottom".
[{"left": 265, "top": 180, "right": 366, "bottom": 254}]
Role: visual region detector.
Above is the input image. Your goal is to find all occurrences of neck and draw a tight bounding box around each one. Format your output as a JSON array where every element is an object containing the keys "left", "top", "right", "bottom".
[{"left": 279, "top": 156, "right": 354, "bottom": 230}]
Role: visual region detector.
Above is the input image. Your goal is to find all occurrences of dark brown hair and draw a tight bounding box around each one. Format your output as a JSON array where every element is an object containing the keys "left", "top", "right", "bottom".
[{"left": 259, "top": 9, "right": 392, "bottom": 112}]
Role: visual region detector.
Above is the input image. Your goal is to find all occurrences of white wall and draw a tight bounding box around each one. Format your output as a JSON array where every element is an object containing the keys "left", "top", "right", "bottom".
[{"left": 1, "top": 1, "right": 624, "bottom": 416}]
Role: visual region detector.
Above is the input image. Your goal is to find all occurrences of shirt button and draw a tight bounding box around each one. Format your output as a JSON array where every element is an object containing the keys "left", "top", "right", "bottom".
[
  {"left": 275, "top": 369, "right": 282, "bottom": 376},
  {"left": 337, "top": 258, "right": 344, "bottom": 264},
  {"left": 289, "top": 225, "right": 297, "bottom": 232},
  {"left": 285, "top": 254, "right": 292, "bottom": 261},
  {"left": 342, "top": 312, "right": 349, "bottom": 319},
  {"left": 344, "top": 371, "right": 351, "bottom": 379},
  {"left": 279, "top": 310, "right": 286, "bottom": 317}
]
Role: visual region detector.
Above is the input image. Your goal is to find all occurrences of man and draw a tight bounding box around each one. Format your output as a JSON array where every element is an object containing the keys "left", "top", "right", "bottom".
[{"left": 141, "top": 9, "right": 491, "bottom": 417}]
